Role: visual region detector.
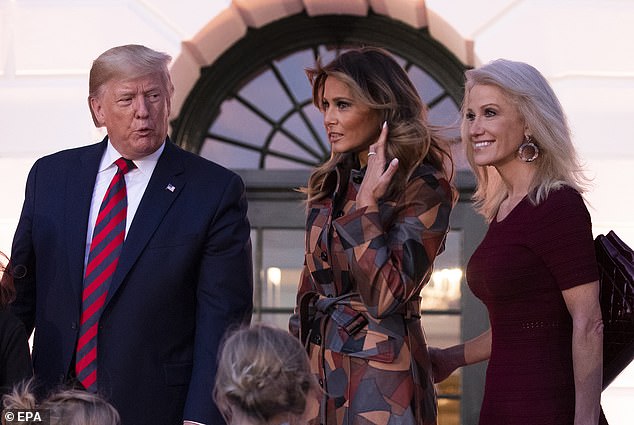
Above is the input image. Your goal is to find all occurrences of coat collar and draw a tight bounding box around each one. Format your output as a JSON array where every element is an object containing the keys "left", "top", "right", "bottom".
[
  {"left": 66, "top": 139, "right": 108, "bottom": 304},
  {"left": 105, "top": 139, "right": 185, "bottom": 306}
]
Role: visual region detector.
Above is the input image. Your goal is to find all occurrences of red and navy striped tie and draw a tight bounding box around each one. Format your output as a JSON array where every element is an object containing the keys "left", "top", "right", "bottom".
[{"left": 76, "top": 157, "right": 135, "bottom": 392}]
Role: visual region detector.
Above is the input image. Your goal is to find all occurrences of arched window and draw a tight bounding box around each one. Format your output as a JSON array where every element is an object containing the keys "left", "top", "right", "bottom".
[{"left": 171, "top": 13, "right": 467, "bottom": 170}]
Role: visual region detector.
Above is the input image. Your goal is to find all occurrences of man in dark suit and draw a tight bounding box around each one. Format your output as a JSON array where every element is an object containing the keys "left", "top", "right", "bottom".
[{"left": 10, "top": 44, "right": 253, "bottom": 425}]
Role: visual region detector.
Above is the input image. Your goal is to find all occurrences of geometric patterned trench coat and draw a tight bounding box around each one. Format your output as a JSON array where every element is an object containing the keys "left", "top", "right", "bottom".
[{"left": 290, "top": 160, "right": 455, "bottom": 425}]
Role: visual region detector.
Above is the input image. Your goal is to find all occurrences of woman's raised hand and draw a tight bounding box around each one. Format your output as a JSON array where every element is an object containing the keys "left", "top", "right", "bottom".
[{"left": 356, "top": 122, "right": 399, "bottom": 209}]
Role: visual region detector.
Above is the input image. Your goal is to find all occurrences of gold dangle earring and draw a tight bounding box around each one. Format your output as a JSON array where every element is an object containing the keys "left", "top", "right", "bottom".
[{"left": 518, "top": 135, "right": 539, "bottom": 162}]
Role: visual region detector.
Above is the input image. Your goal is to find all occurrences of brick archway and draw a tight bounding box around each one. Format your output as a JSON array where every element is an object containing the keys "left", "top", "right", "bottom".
[{"left": 168, "top": 0, "right": 474, "bottom": 122}]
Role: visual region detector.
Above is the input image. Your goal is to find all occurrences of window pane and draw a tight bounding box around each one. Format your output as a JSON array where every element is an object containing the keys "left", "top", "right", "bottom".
[
  {"left": 262, "top": 229, "right": 305, "bottom": 306},
  {"left": 200, "top": 137, "right": 261, "bottom": 169},
  {"left": 210, "top": 98, "right": 270, "bottom": 147},
  {"left": 408, "top": 66, "right": 444, "bottom": 105},
  {"left": 422, "top": 230, "right": 463, "bottom": 311},
  {"left": 438, "top": 398, "right": 460, "bottom": 425},
  {"left": 275, "top": 49, "right": 315, "bottom": 101},
  {"left": 240, "top": 69, "right": 293, "bottom": 121},
  {"left": 267, "top": 133, "right": 320, "bottom": 167}
]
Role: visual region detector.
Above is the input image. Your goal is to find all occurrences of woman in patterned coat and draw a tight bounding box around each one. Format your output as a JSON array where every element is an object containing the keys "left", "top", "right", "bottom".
[{"left": 289, "top": 47, "right": 456, "bottom": 425}]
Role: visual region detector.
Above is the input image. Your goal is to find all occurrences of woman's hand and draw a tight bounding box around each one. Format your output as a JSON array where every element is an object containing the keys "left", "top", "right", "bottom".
[
  {"left": 428, "top": 344, "right": 466, "bottom": 383},
  {"left": 356, "top": 122, "right": 399, "bottom": 209},
  {"left": 429, "top": 330, "right": 491, "bottom": 383}
]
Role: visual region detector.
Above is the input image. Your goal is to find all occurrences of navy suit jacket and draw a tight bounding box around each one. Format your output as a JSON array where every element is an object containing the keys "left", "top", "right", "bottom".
[{"left": 10, "top": 138, "right": 253, "bottom": 425}]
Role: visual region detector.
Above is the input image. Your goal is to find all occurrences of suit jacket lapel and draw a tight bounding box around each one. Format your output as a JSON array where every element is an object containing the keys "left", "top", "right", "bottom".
[
  {"left": 105, "top": 141, "right": 186, "bottom": 306},
  {"left": 67, "top": 140, "right": 106, "bottom": 303}
]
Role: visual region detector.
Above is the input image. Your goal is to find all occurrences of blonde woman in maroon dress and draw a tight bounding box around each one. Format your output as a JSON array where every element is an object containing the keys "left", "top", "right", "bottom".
[{"left": 430, "top": 59, "right": 603, "bottom": 425}]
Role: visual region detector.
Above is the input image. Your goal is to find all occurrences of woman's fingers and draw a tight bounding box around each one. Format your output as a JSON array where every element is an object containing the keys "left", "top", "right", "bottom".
[
  {"left": 373, "top": 158, "right": 399, "bottom": 196},
  {"left": 368, "top": 121, "right": 388, "bottom": 159},
  {"left": 384, "top": 157, "right": 399, "bottom": 177},
  {"left": 357, "top": 122, "right": 396, "bottom": 208}
]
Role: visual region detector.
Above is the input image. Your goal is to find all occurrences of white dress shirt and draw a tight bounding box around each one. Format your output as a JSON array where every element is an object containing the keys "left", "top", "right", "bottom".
[
  {"left": 83, "top": 140, "right": 164, "bottom": 268},
  {"left": 83, "top": 140, "right": 208, "bottom": 425}
]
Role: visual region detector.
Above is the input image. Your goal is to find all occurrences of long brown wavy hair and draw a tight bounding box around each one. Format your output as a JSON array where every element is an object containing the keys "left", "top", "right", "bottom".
[{"left": 303, "top": 47, "right": 453, "bottom": 203}]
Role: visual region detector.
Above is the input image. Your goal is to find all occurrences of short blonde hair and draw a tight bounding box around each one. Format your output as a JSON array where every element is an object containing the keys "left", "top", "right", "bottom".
[
  {"left": 2, "top": 380, "right": 120, "bottom": 425},
  {"left": 42, "top": 389, "right": 120, "bottom": 425},
  {"left": 214, "top": 324, "right": 319, "bottom": 425}
]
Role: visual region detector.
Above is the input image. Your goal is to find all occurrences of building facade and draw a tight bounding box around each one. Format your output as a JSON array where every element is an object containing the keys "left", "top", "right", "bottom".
[{"left": 1, "top": 0, "right": 632, "bottom": 423}]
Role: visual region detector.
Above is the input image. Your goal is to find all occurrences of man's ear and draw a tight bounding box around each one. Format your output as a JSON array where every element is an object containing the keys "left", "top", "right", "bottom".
[
  {"left": 88, "top": 96, "right": 105, "bottom": 128},
  {"left": 166, "top": 81, "right": 174, "bottom": 117}
]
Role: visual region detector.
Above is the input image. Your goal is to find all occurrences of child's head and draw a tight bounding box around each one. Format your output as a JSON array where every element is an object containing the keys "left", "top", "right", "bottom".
[
  {"left": 2, "top": 380, "right": 120, "bottom": 425},
  {"left": 41, "top": 389, "right": 120, "bottom": 425},
  {"left": 214, "top": 324, "right": 320, "bottom": 425}
]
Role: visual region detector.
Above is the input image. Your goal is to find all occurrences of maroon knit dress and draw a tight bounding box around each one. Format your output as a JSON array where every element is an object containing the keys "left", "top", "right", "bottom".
[{"left": 466, "top": 186, "right": 599, "bottom": 425}]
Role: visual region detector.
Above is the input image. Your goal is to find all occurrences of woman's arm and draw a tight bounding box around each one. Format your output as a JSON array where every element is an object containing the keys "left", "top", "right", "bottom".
[
  {"left": 464, "top": 328, "right": 492, "bottom": 365},
  {"left": 562, "top": 280, "right": 603, "bottom": 425},
  {"left": 334, "top": 123, "right": 454, "bottom": 317},
  {"left": 289, "top": 265, "right": 313, "bottom": 339},
  {"left": 429, "top": 328, "right": 492, "bottom": 383},
  {"left": 334, "top": 172, "right": 453, "bottom": 317}
]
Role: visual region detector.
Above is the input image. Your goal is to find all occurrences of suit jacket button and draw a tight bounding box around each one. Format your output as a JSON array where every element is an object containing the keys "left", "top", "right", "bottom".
[{"left": 71, "top": 322, "right": 77, "bottom": 330}]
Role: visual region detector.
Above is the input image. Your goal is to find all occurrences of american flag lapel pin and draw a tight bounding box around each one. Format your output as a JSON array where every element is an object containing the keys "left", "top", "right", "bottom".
[{"left": 166, "top": 183, "right": 176, "bottom": 192}]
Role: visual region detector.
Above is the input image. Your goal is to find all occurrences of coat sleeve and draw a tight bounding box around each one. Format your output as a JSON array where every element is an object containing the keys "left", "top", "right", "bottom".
[
  {"left": 0, "top": 312, "right": 33, "bottom": 393},
  {"left": 9, "top": 161, "right": 39, "bottom": 335},
  {"left": 183, "top": 173, "right": 253, "bottom": 424},
  {"left": 332, "top": 175, "right": 454, "bottom": 318},
  {"left": 289, "top": 262, "right": 313, "bottom": 339}
]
